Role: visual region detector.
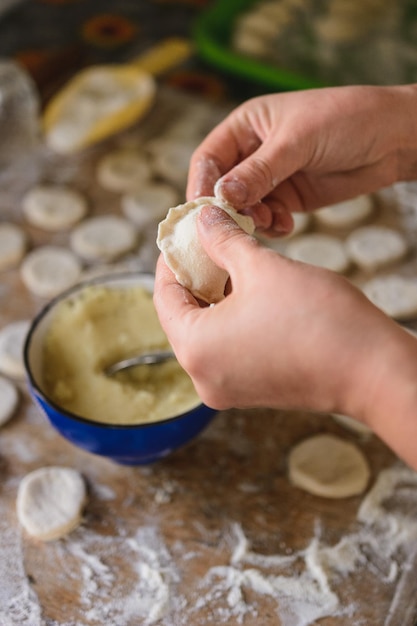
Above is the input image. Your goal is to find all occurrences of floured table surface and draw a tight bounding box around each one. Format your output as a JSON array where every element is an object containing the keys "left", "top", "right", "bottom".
[{"left": 1, "top": 85, "right": 417, "bottom": 626}]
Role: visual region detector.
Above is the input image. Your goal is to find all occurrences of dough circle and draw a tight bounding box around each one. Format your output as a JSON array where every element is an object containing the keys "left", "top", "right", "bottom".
[
  {"left": 0, "top": 375, "right": 19, "bottom": 426},
  {"left": 96, "top": 149, "right": 151, "bottom": 192},
  {"left": 332, "top": 413, "right": 372, "bottom": 436},
  {"left": 345, "top": 225, "right": 408, "bottom": 272},
  {"left": 157, "top": 196, "right": 255, "bottom": 303},
  {"left": 0, "top": 222, "right": 27, "bottom": 270},
  {"left": 122, "top": 182, "right": 178, "bottom": 228},
  {"left": 21, "top": 246, "right": 82, "bottom": 298},
  {"left": 16, "top": 466, "right": 87, "bottom": 541},
  {"left": 22, "top": 184, "right": 88, "bottom": 231},
  {"left": 285, "top": 233, "right": 350, "bottom": 273},
  {"left": 361, "top": 274, "right": 417, "bottom": 320},
  {"left": 70, "top": 215, "right": 137, "bottom": 261},
  {"left": 314, "top": 195, "right": 374, "bottom": 229},
  {"left": 288, "top": 434, "right": 370, "bottom": 498},
  {"left": 0, "top": 320, "right": 31, "bottom": 379}
]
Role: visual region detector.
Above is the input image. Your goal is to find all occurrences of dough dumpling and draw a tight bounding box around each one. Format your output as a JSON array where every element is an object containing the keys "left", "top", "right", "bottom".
[{"left": 157, "top": 196, "right": 255, "bottom": 303}]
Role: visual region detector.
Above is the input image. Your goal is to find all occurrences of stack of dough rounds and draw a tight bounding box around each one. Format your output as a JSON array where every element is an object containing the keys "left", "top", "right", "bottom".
[
  {"left": 22, "top": 184, "right": 88, "bottom": 231},
  {"left": 345, "top": 225, "right": 408, "bottom": 272},
  {"left": 0, "top": 223, "right": 27, "bottom": 270},
  {"left": 122, "top": 182, "right": 178, "bottom": 229},
  {"left": 285, "top": 233, "right": 350, "bottom": 273},
  {"left": 96, "top": 149, "right": 151, "bottom": 192},
  {"left": 21, "top": 246, "right": 82, "bottom": 298},
  {"left": 0, "top": 375, "right": 19, "bottom": 426},
  {"left": 157, "top": 196, "right": 255, "bottom": 303},
  {"left": 16, "top": 466, "right": 87, "bottom": 541},
  {"left": 361, "top": 274, "right": 417, "bottom": 320},
  {"left": 0, "top": 319, "right": 31, "bottom": 379},
  {"left": 314, "top": 195, "right": 374, "bottom": 229},
  {"left": 288, "top": 434, "right": 370, "bottom": 498},
  {"left": 70, "top": 215, "right": 137, "bottom": 262}
]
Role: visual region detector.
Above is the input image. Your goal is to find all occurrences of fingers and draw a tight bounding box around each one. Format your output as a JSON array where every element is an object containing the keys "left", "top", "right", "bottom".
[
  {"left": 187, "top": 96, "right": 309, "bottom": 204},
  {"left": 153, "top": 255, "right": 199, "bottom": 345},
  {"left": 197, "top": 205, "right": 259, "bottom": 278}
]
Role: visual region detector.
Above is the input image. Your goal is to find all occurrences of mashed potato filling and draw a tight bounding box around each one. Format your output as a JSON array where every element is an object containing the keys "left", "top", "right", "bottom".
[{"left": 42, "top": 285, "right": 200, "bottom": 425}]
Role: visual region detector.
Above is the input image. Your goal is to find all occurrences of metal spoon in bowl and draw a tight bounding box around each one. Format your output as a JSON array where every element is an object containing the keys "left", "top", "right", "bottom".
[{"left": 105, "top": 350, "right": 176, "bottom": 376}]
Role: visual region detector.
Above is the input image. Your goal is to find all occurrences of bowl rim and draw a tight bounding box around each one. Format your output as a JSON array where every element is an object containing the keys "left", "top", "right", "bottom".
[{"left": 24, "top": 271, "right": 207, "bottom": 430}]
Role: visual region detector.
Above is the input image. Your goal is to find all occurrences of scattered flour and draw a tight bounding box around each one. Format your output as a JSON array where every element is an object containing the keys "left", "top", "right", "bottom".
[
  {"left": 0, "top": 500, "right": 42, "bottom": 626},
  {"left": 1, "top": 464, "right": 417, "bottom": 625},
  {"left": 194, "top": 464, "right": 417, "bottom": 626}
]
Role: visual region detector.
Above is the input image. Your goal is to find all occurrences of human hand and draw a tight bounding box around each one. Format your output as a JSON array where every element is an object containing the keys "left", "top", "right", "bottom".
[
  {"left": 187, "top": 84, "right": 417, "bottom": 236},
  {"left": 154, "top": 205, "right": 417, "bottom": 469}
]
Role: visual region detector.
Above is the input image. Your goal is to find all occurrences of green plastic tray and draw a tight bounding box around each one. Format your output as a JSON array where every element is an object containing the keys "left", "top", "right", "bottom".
[{"left": 193, "top": 0, "right": 324, "bottom": 92}]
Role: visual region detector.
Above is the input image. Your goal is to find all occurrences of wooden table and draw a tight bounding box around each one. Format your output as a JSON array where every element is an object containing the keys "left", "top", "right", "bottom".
[{"left": 1, "top": 84, "right": 417, "bottom": 626}]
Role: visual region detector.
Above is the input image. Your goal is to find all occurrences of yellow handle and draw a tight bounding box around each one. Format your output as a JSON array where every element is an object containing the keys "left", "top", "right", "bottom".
[{"left": 131, "top": 37, "right": 193, "bottom": 76}]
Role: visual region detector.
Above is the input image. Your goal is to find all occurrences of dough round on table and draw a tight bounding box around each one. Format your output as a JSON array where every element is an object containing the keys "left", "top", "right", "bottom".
[
  {"left": 288, "top": 434, "right": 370, "bottom": 498},
  {"left": 286, "top": 212, "right": 311, "bottom": 238},
  {"left": 314, "top": 195, "right": 374, "bottom": 229},
  {"left": 345, "top": 225, "right": 408, "bottom": 272},
  {"left": 0, "top": 320, "right": 31, "bottom": 379},
  {"left": 21, "top": 246, "right": 82, "bottom": 298},
  {"left": 96, "top": 149, "right": 151, "bottom": 192},
  {"left": 22, "top": 184, "right": 88, "bottom": 231},
  {"left": 0, "top": 375, "right": 19, "bottom": 426},
  {"left": 361, "top": 274, "right": 417, "bottom": 320},
  {"left": 151, "top": 141, "right": 195, "bottom": 188},
  {"left": 121, "top": 182, "right": 178, "bottom": 229},
  {"left": 70, "top": 215, "right": 137, "bottom": 261},
  {"left": 332, "top": 413, "right": 372, "bottom": 436},
  {"left": 16, "top": 466, "right": 87, "bottom": 541},
  {"left": 285, "top": 233, "right": 350, "bottom": 273},
  {"left": 157, "top": 196, "right": 255, "bottom": 303},
  {"left": 0, "top": 222, "right": 27, "bottom": 270}
]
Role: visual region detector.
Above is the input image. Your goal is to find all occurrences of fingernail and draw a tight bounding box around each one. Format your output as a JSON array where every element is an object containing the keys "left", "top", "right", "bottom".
[
  {"left": 272, "top": 207, "right": 294, "bottom": 234},
  {"left": 215, "top": 178, "right": 248, "bottom": 206}
]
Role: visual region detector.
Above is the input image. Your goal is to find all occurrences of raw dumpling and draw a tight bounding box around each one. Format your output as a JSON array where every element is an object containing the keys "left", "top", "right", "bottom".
[{"left": 157, "top": 196, "right": 255, "bottom": 303}]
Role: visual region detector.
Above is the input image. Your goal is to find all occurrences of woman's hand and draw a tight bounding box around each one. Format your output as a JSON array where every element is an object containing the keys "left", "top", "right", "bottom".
[
  {"left": 187, "top": 85, "right": 417, "bottom": 236},
  {"left": 154, "top": 206, "right": 417, "bottom": 469}
]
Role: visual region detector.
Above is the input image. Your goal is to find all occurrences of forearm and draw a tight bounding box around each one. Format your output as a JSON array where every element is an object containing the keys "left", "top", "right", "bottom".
[{"left": 350, "top": 323, "right": 417, "bottom": 470}]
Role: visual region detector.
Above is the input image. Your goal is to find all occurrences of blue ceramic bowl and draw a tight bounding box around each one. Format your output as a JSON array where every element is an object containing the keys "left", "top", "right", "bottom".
[{"left": 24, "top": 272, "right": 216, "bottom": 465}]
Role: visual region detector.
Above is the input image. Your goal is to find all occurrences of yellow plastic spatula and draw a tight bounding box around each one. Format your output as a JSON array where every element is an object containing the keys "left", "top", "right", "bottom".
[{"left": 42, "top": 37, "right": 192, "bottom": 154}]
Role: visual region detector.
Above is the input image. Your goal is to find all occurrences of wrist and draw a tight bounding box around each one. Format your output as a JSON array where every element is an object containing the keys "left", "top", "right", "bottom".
[{"left": 349, "top": 323, "right": 417, "bottom": 469}]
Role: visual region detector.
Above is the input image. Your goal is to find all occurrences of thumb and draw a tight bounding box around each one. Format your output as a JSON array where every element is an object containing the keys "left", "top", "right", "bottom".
[{"left": 197, "top": 204, "right": 258, "bottom": 274}]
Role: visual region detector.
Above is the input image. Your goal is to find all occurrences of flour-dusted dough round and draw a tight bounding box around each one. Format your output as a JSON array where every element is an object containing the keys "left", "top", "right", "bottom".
[
  {"left": 70, "top": 215, "right": 137, "bottom": 261},
  {"left": 157, "top": 196, "right": 255, "bottom": 303},
  {"left": 122, "top": 182, "right": 179, "bottom": 229},
  {"left": 288, "top": 434, "right": 370, "bottom": 498},
  {"left": 286, "top": 212, "right": 311, "bottom": 238},
  {"left": 21, "top": 246, "right": 82, "bottom": 298},
  {"left": 16, "top": 466, "right": 87, "bottom": 541},
  {"left": 0, "top": 375, "right": 19, "bottom": 426},
  {"left": 361, "top": 274, "right": 417, "bottom": 320},
  {"left": 150, "top": 141, "right": 195, "bottom": 188},
  {"left": 314, "top": 195, "right": 374, "bottom": 229},
  {"left": 0, "top": 320, "right": 31, "bottom": 379},
  {"left": 332, "top": 413, "right": 372, "bottom": 436},
  {"left": 96, "top": 149, "right": 151, "bottom": 192},
  {"left": 22, "top": 184, "right": 88, "bottom": 231},
  {"left": 285, "top": 233, "right": 350, "bottom": 273},
  {"left": 0, "top": 222, "right": 27, "bottom": 271},
  {"left": 345, "top": 225, "right": 408, "bottom": 272}
]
